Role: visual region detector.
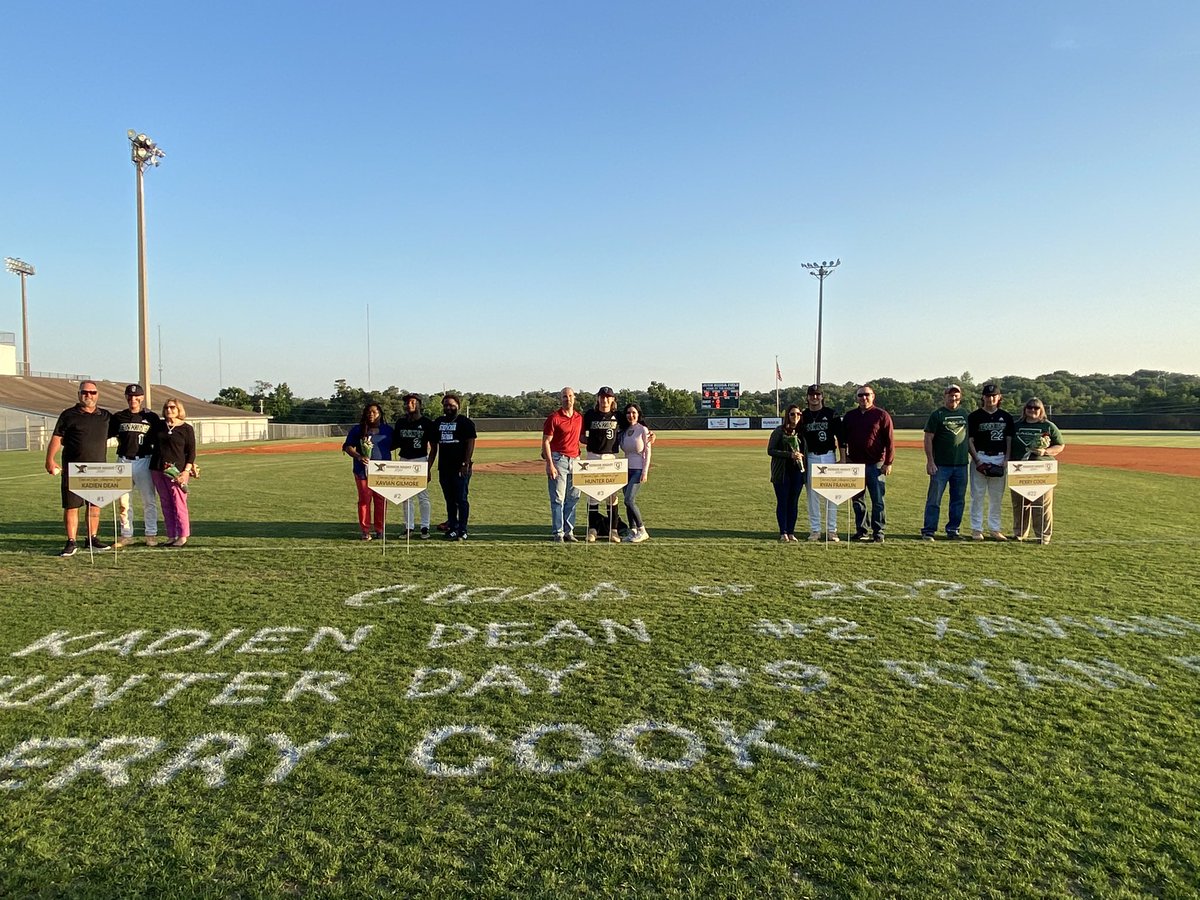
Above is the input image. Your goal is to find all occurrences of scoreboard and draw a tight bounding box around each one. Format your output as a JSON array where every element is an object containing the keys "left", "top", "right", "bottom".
[{"left": 701, "top": 382, "right": 740, "bottom": 410}]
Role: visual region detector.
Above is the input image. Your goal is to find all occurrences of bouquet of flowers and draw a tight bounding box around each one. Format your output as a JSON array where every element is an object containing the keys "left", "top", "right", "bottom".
[
  {"left": 359, "top": 435, "right": 374, "bottom": 458},
  {"left": 164, "top": 465, "right": 188, "bottom": 493}
]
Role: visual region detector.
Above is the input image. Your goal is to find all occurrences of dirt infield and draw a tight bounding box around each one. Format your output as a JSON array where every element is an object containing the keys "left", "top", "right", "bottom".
[{"left": 211, "top": 437, "right": 1200, "bottom": 477}]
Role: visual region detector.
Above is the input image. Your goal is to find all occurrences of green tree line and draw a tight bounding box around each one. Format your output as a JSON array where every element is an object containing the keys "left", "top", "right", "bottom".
[{"left": 212, "top": 369, "right": 1199, "bottom": 423}]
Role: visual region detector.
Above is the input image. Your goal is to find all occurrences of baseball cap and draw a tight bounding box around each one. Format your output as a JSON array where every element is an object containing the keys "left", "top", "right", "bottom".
[
  {"left": 125, "top": 383, "right": 145, "bottom": 396},
  {"left": 945, "top": 383, "right": 963, "bottom": 394},
  {"left": 597, "top": 386, "right": 615, "bottom": 397},
  {"left": 981, "top": 383, "right": 1000, "bottom": 396},
  {"left": 402, "top": 392, "right": 422, "bottom": 403},
  {"left": 806, "top": 384, "right": 822, "bottom": 395}
]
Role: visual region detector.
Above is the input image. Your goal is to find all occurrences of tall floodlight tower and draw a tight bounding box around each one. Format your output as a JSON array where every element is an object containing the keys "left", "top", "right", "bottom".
[
  {"left": 800, "top": 258, "right": 840, "bottom": 384},
  {"left": 4, "top": 257, "right": 35, "bottom": 376},
  {"left": 128, "top": 130, "right": 165, "bottom": 407}
]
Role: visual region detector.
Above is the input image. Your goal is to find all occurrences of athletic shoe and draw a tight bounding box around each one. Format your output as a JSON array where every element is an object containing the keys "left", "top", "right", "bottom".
[
  {"left": 851, "top": 532, "right": 869, "bottom": 542},
  {"left": 87, "top": 536, "right": 111, "bottom": 552},
  {"left": 872, "top": 533, "right": 885, "bottom": 544},
  {"left": 972, "top": 531, "right": 985, "bottom": 541},
  {"left": 374, "top": 531, "right": 384, "bottom": 541},
  {"left": 826, "top": 532, "right": 840, "bottom": 543},
  {"left": 630, "top": 528, "right": 649, "bottom": 544},
  {"left": 420, "top": 527, "right": 430, "bottom": 540},
  {"left": 946, "top": 532, "right": 963, "bottom": 541},
  {"left": 563, "top": 532, "right": 579, "bottom": 543},
  {"left": 587, "top": 529, "right": 597, "bottom": 543},
  {"left": 990, "top": 532, "right": 1007, "bottom": 542},
  {"left": 59, "top": 540, "right": 78, "bottom": 558},
  {"left": 550, "top": 533, "right": 564, "bottom": 543},
  {"left": 921, "top": 534, "right": 935, "bottom": 542},
  {"left": 360, "top": 532, "right": 372, "bottom": 541},
  {"left": 808, "top": 532, "right": 821, "bottom": 542},
  {"left": 446, "top": 530, "right": 459, "bottom": 540},
  {"left": 457, "top": 532, "right": 467, "bottom": 541}
]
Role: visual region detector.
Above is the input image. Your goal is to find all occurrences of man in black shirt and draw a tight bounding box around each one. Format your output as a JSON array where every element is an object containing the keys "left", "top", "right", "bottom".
[
  {"left": 45, "top": 380, "right": 113, "bottom": 556},
  {"left": 109, "top": 383, "right": 161, "bottom": 547},
  {"left": 581, "top": 386, "right": 626, "bottom": 542},
  {"left": 394, "top": 393, "right": 437, "bottom": 538},
  {"left": 967, "top": 383, "right": 1015, "bottom": 541},
  {"left": 428, "top": 393, "right": 477, "bottom": 541},
  {"left": 800, "top": 384, "right": 843, "bottom": 541}
]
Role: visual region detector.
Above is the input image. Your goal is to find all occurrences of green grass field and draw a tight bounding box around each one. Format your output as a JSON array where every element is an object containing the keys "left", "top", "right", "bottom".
[{"left": 1, "top": 433, "right": 1198, "bottom": 897}]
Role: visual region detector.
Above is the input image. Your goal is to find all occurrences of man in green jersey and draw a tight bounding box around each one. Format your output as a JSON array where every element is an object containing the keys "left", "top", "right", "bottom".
[{"left": 921, "top": 384, "right": 970, "bottom": 540}]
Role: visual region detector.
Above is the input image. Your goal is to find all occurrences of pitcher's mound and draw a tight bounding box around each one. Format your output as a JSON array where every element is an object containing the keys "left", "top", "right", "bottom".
[{"left": 474, "top": 459, "right": 544, "bottom": 475}]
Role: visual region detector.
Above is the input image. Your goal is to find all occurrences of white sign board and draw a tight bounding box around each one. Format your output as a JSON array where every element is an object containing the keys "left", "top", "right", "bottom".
[
  {"left": 808, "top": 463, "right": 866, "bottom": 506},
  {"left": 1006, "top": 459, "right": 1057, "bottom": 501},
  {"left": 574, "top": 457, "right": 628, "bottom": 502},
  {"left": 730, "top": 417, "right": 750, "bottom": 430},
  {"left": 706, "top": 418, "right": 728, "bottom": 430},
  {"left": 761, "top": 417, "right": 782, "bottom": 429},
  {"left": 367, "top": 460, "right": 429, "bottom": 505},
  {"left": 67, "top": 462, "right": 133, "bottom": 508}
]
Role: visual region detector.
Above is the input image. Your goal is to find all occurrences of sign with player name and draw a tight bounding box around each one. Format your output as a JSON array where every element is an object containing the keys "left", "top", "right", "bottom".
[
  {"left": 1006, "top": 459, "right": 1057, "bottom": 501},
  {"left": 367, "top": 460, "right": 429, "bottom": 504},
  {"left": 67, "top": 462, "right": 132, "bottom": 508},
  {"left": 573, "top": 457, "right": 628, "bottom": 502},
  {"left": 808, "top": 463, "right": 866, "bottom": 505}
]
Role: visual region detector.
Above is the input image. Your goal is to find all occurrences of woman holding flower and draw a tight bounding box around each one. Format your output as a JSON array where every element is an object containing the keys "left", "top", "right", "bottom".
[
  {"left": 1010, "top": 398, "right": 1065, "bottom": 544},
  {"left": 150, "top": 397, "right": 198, "bottom": 547},
  {"left": 342, "top": 402, "right": 394, "bottom": 540},
  {"left": 767, "top": 404, "right": 806, "bottom": 542}
]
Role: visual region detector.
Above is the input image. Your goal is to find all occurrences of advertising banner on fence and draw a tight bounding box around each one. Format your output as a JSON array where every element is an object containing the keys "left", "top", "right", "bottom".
[
  {"left": 730, "top": 417, "right": 750, "bottom": 430},
  {"left": 367, "top": 460, "right": 429, "bottom": 504},
  {"left": 761, "top": 417, "right": 782, "bottom": 429},
  {"left": 1006, "top": 459, "right": 1057, "bottom": 501},
  {"left": 573, "top": 457, "right": 628, "bottom": 502},
  {"left": 67, "top": 462, "right": 132, "bottom": 508},
  {"left": 707, "top": 418, "right": 729, "bottom": 430},
  {"left": 808, "top": 463, "right": 866, "bottom": 505}
]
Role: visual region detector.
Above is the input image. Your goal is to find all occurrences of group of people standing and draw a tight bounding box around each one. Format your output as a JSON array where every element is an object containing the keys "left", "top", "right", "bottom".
[
  {"left": 46, "top": 381, "right": 198, "bottom": 557},
  {"left": 341, "top": 392, "right": 476, "bottom": 540},
  {"left": 768, "top": 382, "right": 1065, "bottom": 545},
  {"left": 541, "top": 386, "right": 652, "bottom": 543}
]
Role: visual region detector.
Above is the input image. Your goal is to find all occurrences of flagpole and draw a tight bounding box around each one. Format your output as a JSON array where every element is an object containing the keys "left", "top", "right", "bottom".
[{"left": 775, "top": 356, "right": 781, "bottom": 415}]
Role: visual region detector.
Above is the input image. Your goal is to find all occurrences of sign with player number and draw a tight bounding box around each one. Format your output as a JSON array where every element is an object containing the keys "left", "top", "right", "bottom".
[
  {"left": 573, "top": 457, "right": 628, "bottom": 502},
  {"left": 367, "top": 460, "right": 429, "bottom": 504},
  {"left": 808, "top": 463, "right": 866, "bottom": 506},
  {"left": 67, "top": 462, "right": 133, "bottom": 508},
  {"left": 1006, "top": 459, "right": 1057, "bottom": 501}
]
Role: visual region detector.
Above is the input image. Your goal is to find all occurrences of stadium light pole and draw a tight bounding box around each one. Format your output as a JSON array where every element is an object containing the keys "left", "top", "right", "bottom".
[
  {"left": 129, "top": 130, "right": 165, "bottom": 407},
  {"left": 800, "top": 258, "right": 840, "bottom": 384},
  {"left": 4, "top": 257, "right": 35, "bottom": 377}
]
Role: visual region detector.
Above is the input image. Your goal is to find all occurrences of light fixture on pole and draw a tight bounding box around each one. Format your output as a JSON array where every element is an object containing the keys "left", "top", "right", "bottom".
[
  {"left": 4, "top": 257, "right": 35, "bottom": 377},
  {"left": 128, "top": 130, "right": 165, "bottom": 407},
  {"left": 800, "top": 258, "right": 840, "bottom": 385}
]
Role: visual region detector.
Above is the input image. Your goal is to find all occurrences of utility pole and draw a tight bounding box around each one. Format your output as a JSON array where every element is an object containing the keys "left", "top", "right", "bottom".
[
  {"left": 800, "top": 258, "right": 840, "bottom": 384},
  {"left": 4, "top": 257, "right": 35, "bottom": 376}
]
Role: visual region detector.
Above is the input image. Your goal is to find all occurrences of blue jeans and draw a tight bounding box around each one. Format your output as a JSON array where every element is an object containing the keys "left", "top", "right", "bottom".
[
  {"left": 439, "top": 467, "right": 471, "bottom": 534},
  {"left": 773, "top": 467, "right": 804, "bottom": 536},
  {"left": 548, "top": 452, "right": 580, "bottom": 536},
  {"left": 624, "top": 469, "right": 644, "bottom": 529},
  {"left": 852, "top": 463, "right": 886, "bottom": 536},
  {"left": 922, "top": 465, "right": 968, "bottom": 536}
]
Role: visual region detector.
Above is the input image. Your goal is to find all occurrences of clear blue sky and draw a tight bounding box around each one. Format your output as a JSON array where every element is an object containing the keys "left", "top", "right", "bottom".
[{"left": 2, "top": 1, "right": 1197, "bottom": 401}]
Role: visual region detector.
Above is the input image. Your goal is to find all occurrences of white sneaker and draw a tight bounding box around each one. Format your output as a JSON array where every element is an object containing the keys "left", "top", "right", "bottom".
[{"left": 630, "top": 528, "right": 649, "bottom": 543}]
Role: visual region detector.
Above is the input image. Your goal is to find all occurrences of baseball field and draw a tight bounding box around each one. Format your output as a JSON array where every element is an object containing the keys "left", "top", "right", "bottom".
[{"left": 1, "top": 430, "right": 1198, "bottom": 897}]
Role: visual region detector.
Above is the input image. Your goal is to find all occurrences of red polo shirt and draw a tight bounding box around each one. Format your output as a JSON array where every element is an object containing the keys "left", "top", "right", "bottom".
[{"left": 543, "top": 409, "right": 583, "bottom": 456}]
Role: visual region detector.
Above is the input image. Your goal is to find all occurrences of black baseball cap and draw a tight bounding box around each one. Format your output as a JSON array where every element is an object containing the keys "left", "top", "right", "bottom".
[
  {"left": 806, "top": 384, "right": 822, "bottom": 395},
  {"left": 402, "top": 392, "right": 422, "bottom": 403},
  {"left": 597, "top": 386, "right": 615, "bottom": 397},
  {"left": 125, "top": 383, "right": 145, "bottom": 396},
  {"left": 981, "top": 383, "right": 1000, "bottom": 396}
]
